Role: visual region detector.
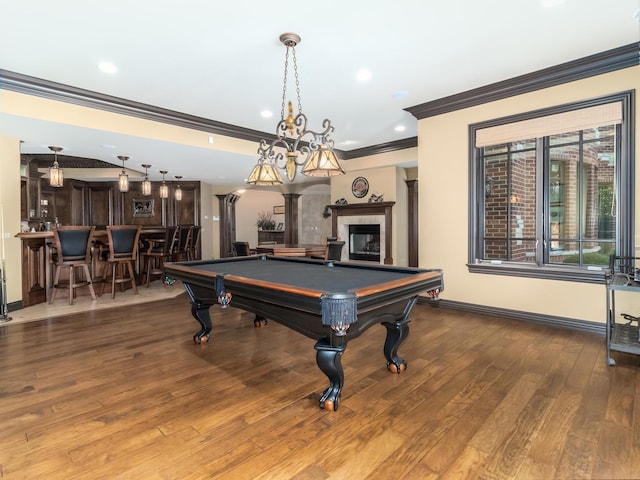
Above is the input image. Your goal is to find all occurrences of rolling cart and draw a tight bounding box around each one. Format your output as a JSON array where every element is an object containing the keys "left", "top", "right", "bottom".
[{"left": 605, "top": 255, "right": 640, "bottom": 365}]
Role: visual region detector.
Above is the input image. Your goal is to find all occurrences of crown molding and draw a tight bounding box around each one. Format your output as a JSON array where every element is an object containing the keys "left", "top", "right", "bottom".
[
  {"left": 340, "top": 137, "right": 418, "bottom": 160},
  {"left": 1, "top": 69, "right": 420, "bottom": 159},
  {"left": 0, "top": 68, "right": 274, "bottom": 144},
  {"left": 405, "top": 43, "right": 640, "bottom": 120}
]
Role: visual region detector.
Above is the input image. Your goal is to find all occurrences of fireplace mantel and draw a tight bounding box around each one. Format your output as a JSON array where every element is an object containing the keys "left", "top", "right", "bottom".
[{"left": 328, "top": 201, "right": 395, "bottom": 264}]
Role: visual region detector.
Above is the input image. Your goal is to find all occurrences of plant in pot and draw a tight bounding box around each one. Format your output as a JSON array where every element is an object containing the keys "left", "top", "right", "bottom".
[{"left": 256, "top": 211, "right": 276, "bottom": 231}]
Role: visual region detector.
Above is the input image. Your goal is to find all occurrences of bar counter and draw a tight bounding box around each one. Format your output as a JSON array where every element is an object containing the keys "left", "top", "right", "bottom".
[{"left": 16, "top": 227, "right": 166, "bottom": 307}]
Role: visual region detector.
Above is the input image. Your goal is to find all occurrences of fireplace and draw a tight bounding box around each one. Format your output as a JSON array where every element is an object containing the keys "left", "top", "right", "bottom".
[
  {"left": 329, "top": 201, "right": 395, "bottom": 264},
  {"left": 349, "top": 224, "right": 381, "bottom": 262}
]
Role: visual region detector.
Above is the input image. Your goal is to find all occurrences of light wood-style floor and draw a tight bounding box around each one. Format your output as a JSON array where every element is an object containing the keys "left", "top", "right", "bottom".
[
  {"left": 1, "top": 294, "right": 638, "bottom": 479},
  {"left": 5, "top": 280, "right": 184, "bottom": 326}
]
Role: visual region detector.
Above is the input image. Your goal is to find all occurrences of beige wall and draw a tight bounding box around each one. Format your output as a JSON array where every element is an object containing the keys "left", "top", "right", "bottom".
[
  {"left": 418, "top": 66, "right": 640, "bottom": 324},
  {"left": 0, "top": 135, "right": 23, "bottom": 304},
  {"left": 331, "top": 165, "right": 400, "bottom": 203}
]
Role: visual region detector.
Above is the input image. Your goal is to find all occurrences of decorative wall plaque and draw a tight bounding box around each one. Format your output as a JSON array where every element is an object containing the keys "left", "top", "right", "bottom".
[{"left": 351, "top": 177, "right": 369, "bottom": 198}]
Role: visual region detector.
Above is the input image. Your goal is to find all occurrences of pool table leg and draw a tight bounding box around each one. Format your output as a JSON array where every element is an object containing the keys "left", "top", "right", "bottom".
[
  {"left": 253, "top": 315, "right": 268, "bottom": 327},
  {"left": 191, "top": 302, "right": 213, "bottom": 344},
  {"left": 381, "top": 319, "right": 409, "bottom": 374},
  {"left": 315, "top": 339, "right": 346, "bottom": 411}
]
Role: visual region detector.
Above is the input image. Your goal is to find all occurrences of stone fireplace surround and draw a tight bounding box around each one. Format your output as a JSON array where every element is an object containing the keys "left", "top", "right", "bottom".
[{"left": 328, "top": 201, "right": 395, "bottom": 264}]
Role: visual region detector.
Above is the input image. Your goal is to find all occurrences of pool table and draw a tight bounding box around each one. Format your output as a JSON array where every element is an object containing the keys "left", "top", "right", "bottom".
[{"left": 164, "top": 255, "right": 443, "bottom": 411}]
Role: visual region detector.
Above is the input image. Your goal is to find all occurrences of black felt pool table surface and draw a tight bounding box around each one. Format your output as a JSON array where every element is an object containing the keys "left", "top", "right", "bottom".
[{"left": 170, "top": 256, "right": 432, "bottom": 293}]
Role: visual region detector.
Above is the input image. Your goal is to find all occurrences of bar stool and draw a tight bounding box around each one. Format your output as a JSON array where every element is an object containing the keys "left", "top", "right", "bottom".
[
  {"left": 176, "top": 225, "right": 193, "bottom": 261},
  {"left": 142, "top": 225, "right": 180, "bottom": 287},
  {"left": 49, "top": 226, "right": 96, "bottom": 305},
  {"left": 187, "top": 225, "right": 201, "bottom": 260},
  {"left": 100, "top": 225, "right": 142, "bottom": 298}
]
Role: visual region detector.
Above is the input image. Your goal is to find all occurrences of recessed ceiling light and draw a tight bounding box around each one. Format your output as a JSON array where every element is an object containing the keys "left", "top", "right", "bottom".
[
  {"left": 355, "top": 69, "right": 372, "bottom": 82},
  {"left": 100, "top": 143, "right": 117, "bottom": 149},
  {"left": 208, "top": 135, "right": 214, "bottom": 144},
  {"left": 261, "top": 110, "right": 273, "bottom": 118},
  {"left": 341, "top": 140, "right": 359, "bottom": 146},
  {"left": 394, "top": 125, "right": 406, "bottom": 132},
  {"left": 98, "top": 61, "right": 118, "bottom": 74},
  {"left": 392, "top": 90, "right": 409, "bottom": 99}
]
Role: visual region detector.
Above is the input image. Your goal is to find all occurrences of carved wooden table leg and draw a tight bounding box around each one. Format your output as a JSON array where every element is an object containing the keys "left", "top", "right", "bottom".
[{"left": 315, "top": 339, "right": 346, "bottom": 411}]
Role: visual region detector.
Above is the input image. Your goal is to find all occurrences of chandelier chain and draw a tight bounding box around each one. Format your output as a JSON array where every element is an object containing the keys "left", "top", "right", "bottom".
[
  {"left": 279, "top": 44, "right": 303, "bottom": 120},
  {"left": 280, "top": 47, "right": 290, "bottom": 120},
  {"left": 292, "top": 46, "right": 302, "bottom": 114}
]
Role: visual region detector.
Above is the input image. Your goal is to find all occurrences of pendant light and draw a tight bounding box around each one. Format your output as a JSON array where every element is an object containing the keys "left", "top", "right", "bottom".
[
  {"left": 117, "top": 155, "right": 129, "bottom": 193},
  {"left": 48, "top": 146, "right": 64, "bottom": 187},
  {"left": 159, "top": 170, "right": 169, "bottom": 199},
  {"left": 141, "top": 164, "right": 152, "bottom": 196},
  {"left": 174, "top": 176, "right": 183, "bottom": 201}
]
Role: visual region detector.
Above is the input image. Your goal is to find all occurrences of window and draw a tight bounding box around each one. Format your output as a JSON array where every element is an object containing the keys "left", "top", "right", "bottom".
[{"left": 468, "top": 92, "right": 634, "bottom": 283}]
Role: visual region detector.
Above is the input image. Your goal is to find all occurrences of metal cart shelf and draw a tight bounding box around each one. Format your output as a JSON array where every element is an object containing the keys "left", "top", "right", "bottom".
[{"left": 606, "top": 256, "right": 640, "bottom": 365}]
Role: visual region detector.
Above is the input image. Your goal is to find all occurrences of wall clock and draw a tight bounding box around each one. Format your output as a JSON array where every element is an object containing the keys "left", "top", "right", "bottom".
[{"left": 352, "top": 176, "right": 369, "bottom": 198}]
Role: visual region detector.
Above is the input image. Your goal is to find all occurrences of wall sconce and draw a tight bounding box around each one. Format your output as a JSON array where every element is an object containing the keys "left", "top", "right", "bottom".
[
  {"left": 159, "top": 170, "right": 169, "bottom": 199},
  {"left": 48, "top": 146, "right": 64, "bottom": 187},
  {"left": 117, "top": 155, "right": 129, "bottom": 193},
  {"left": 141, "top": 164, "right": 152, "bottom": 196},
  {"left": 174, "top": 176, "right": 182, "bottom": 201}
]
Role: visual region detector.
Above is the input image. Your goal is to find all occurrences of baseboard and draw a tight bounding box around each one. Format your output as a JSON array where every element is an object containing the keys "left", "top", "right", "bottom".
[
  {"left": 417, "top": 297, "right": 605, "bottom": 336},
  {"left": 0, "top": 300, "right": 24, "bottom": 314},
  {"left": 6, "top": 300, "right": 23, "bottom": 313}
]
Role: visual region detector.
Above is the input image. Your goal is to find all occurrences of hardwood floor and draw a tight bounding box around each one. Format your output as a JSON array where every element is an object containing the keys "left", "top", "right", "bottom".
[{"left": 0, "top": 297, "right": 638, "bottom": 479}]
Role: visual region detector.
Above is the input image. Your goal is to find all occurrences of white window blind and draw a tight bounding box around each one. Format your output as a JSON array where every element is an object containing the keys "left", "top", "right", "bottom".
[{"left": 475, "top": 102, "right": 622, "bottom": 148}]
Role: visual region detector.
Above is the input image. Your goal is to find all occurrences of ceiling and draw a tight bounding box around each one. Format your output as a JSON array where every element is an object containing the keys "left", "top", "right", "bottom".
[{"left": 1, "top": 0, "right": 638, "bottom": 186}]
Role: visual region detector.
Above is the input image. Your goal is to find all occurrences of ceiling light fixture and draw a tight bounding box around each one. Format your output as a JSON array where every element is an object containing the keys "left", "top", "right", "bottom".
[
  {"left": 159, "top": 170, "right": 169, "bottom": 199},
  {"left": 48, "top": 146, "right": 64, "bottom": 188},
  {"left": 141, "top": 164, "right": 152, "bottom": 196},
  {"left": 247, "top": 32, "right": 345, "bottom": 186},
  {"left": 98, "top": 61, "right": 118, "bottom": 74},
  {"left": 117, "top": 155, "right": 129, "bottom": 192},
  {"left": 356, "top": 69, "right": 372, "bottom": 82},
  {"left": 174, "top": 176, "right": 183, "bottom": 201}
]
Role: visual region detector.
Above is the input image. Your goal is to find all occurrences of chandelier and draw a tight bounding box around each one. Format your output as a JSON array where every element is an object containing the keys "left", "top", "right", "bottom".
[
  {"left": 247, "top": 33, "right": 345, "bottom": 186},
  {"left": 48, "top": 146, "right": 64, "bottom": 187}
]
